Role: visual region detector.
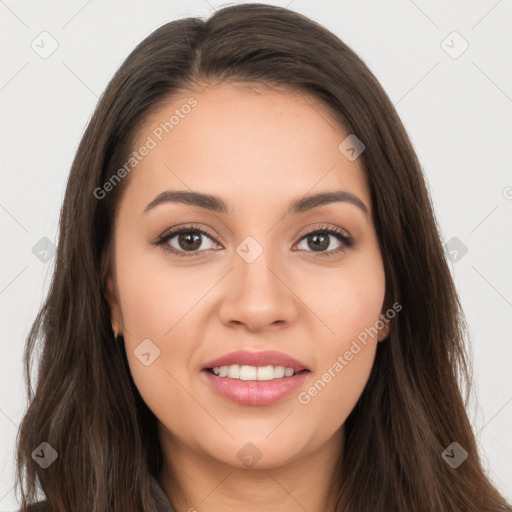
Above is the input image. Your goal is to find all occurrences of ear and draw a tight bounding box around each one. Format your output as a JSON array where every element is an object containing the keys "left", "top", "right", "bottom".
[
  {"left": 378, "top": 319, "right": 391, "bottom": 341},
  {"left": 105, "top": 272, "right": 123, "bottom": 336},
  {"left": 378, "top": 293, "right": 394, "bottom": 341}
]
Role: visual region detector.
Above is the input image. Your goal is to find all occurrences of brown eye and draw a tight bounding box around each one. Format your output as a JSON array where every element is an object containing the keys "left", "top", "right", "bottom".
[
  {"left": 294, "top": 227, "right": 354, "bottom": 256},
  {"left": 304, "top": 232, "right": 331, "bottom": 252},
  {"left": 176, "top": 232, "right": 203, "bottom": 251},
  {"left": 166, "top": 230, "right": 217, "bottom": 253},
  {"left": 155, "top": 225, "right": 220, "bottom": 257}
]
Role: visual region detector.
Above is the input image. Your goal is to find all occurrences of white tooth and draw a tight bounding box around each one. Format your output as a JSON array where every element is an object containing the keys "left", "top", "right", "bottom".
[
  {"left": 227, "top": 365, "right": 240, "bottom": 378},
  {"left": 284, "top": 367, "right": 294, "bottom": 377},
  {"left": 239, "top": 365, "right": 257, "bottom": 380},
  {"left": 257, "top": 365, "right": 275, "bottom": 381},
  {"left": 214, "top": 364, "right": 299, "bottom": 380},
  {"left": 273, "top": 366, "right": 285, "bottom": 378}
]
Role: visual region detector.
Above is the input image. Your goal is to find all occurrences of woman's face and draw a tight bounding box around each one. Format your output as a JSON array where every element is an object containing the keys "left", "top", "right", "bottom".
[{"left": 107, "top": 83, "right": 387, "bottom": 471}]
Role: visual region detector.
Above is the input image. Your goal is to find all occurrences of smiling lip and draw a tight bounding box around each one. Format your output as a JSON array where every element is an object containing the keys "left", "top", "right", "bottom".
[
  {"left": 202, "top": 350, "right": 309, "bottom": 372},
  {"left": 202, "top": 370, "right": 309, "bottom": 406},
  {"left": 201, "top": 350, "right": 310, "bottom": 406}
]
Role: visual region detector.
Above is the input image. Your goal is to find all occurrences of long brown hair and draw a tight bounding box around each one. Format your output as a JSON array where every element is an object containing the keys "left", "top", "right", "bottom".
[{"left": 15, "top": 4, "right": 511, "bottom": 511}]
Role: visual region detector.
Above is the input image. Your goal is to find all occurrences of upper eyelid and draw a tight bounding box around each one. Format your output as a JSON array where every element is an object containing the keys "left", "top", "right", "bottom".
[
  {"left": 159, "top": 225, "right": 217, "bottom": 242},
  {"left": 296, "top": 224, "right": 351, "bottom": 240},
  {"left": 158, "top": 224, "right": 350, "bottom": 241}
]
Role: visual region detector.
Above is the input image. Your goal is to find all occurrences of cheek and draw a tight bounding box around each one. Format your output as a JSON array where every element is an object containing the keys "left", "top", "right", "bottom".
[
  {"left": 302, "top": 248, "right": 386, "bottom": 346},
  {"left": 114, "top": 239, "right": 213, "bottom": 338},
  {"left": 112, "top": 241, "right": 202, "bottom": 417},
  {"left": 295, "top": 253, "right": 384, "bottom": 420},
  {"left": 295, "top": 344, "right": 375, "bottom": 444},
  {"left": 296, "top": 287, "right": 381, "bottom": 431}
]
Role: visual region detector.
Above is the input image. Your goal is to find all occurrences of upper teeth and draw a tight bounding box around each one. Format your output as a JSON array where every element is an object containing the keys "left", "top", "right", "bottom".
[{"left": 212, "top": 365, "right": 296, "bottom": 380}]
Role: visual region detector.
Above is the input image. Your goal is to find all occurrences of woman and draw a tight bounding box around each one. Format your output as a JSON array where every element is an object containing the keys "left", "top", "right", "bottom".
[{"left": 15, "top": 3, "right": 511, "bottom": 511}]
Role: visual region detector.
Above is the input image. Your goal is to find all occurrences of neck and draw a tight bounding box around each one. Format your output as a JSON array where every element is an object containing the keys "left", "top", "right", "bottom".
[{"left": 158, "top": 426, "right": 344, "bottom": 512}]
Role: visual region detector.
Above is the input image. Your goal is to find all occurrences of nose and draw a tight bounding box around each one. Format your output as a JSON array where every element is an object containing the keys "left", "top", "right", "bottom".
[{"left": 218, "top": 249, "right": 299, "bottom": 333}]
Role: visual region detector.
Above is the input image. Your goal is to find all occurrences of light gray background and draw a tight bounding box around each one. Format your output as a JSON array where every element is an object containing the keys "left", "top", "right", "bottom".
[{"left": 1, "top": 0, "right": 511, "bottom": 508}]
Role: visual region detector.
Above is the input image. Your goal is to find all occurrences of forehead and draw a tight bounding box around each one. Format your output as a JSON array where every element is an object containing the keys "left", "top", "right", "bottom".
[{"left": 123, "top": 82, "right": 370, "bottom": 214}]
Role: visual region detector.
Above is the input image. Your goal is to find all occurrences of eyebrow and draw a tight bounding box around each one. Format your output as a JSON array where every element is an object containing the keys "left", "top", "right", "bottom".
[{"left": 144, "top": 189, "right": 369, "bottom": 216}]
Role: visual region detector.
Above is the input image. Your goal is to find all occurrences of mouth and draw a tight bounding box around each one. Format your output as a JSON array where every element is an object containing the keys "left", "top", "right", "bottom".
[
  {"left": 201, "top": 350, "right": 311, "bottom": 406},
  {"left": 202, "top": 349, "right": 309, "bottom": 374},
  {"left": 204, "top": 365, "right": 309, "bottom": 380}
]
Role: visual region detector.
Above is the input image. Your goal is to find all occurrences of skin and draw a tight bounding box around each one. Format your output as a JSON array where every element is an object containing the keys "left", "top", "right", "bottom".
[{"left": 106, "top": 82, "right": 389, "bottom": 512}]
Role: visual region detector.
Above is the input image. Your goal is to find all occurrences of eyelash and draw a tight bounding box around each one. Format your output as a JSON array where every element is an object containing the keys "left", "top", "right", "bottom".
[{"left": 153, "top": 224, "right": 355, "bottom": 258}]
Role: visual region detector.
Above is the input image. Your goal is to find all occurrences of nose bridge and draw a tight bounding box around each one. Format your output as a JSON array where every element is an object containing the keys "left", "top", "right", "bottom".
[{"left": 219, "top": 235, "right": 298, "bottom": 330}]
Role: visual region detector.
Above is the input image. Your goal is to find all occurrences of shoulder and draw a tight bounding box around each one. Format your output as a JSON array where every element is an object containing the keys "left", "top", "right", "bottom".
[
  {"left": 149, "top": 475, "right": 177, "bottom": 512},
  {"left": 19, "top": 479, "right": 176, "bottom": 512}
]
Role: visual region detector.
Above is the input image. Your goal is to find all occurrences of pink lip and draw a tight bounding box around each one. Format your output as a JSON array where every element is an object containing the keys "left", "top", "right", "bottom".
[
  {"left": 203, "top": 350, "right": 309, "bottom": 372},
  {"left": 202, "top": 369, "right": 310, "bottom": 406},
  {"left": 201, "top": 350, "right": 310, "bottom": 406}
]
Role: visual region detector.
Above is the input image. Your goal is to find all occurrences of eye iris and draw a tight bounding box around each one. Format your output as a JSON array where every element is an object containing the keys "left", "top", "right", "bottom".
[
  {"left": 308, "top": 232, "right": 329, "bottom": 251},
  {"left": 178, "top": 232, "right": 202, "bottom": 251}
]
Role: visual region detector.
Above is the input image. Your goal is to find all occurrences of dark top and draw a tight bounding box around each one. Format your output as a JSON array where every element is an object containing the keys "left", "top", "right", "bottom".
[
  {"left": 149, "top": 474, "right": 177, "bottom": 512},
  {"left": 22, "top": 475, "right": 176, "bottom": 512}
]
